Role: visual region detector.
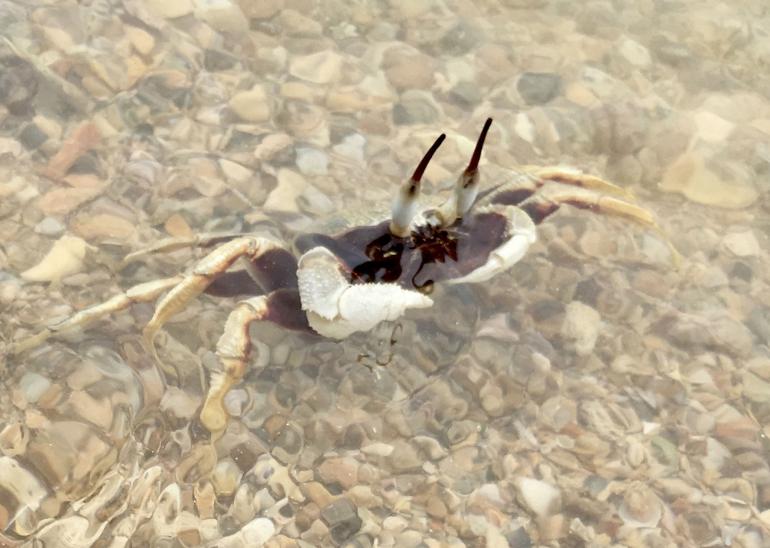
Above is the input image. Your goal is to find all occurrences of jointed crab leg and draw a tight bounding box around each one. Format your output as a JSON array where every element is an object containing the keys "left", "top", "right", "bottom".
[
  {"left": 489, "top": 166, "right": 635, "bottom": 207},
  {"left": 200, "top": 295, "right": 268, "bottom": 432},
  {"left": 390, "top": 133, "right": 446, "bottom": 237},
  {"left": 142, "top": 237, "right": 285, "bottom": 352},
  {"left": 120, "top": 232, "right": 248, "bottom": 267},
  {"left": 9, "top": 276, "right": 184, "bottom": 355},
  {"left": 520, "top": 191, "right": 681, "bottom": 263}
]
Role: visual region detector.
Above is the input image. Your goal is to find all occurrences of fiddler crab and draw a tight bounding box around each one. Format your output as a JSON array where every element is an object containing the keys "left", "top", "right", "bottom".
[{"left": 9, "top": 118, "right": 672, "bottom": 432}]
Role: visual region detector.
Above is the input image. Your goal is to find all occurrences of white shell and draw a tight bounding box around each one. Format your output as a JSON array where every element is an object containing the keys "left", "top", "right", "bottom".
[
  {"left": 298, "top": 246, "right": 433, "bottom": 339},
  {"left": 21, "top": 235, "right": 92, "bottom": 282}
]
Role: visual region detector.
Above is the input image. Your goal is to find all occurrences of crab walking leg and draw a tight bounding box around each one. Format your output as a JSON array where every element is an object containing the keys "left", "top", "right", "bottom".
[
  {"left": 9, "top": 276, "right": 184, "bottom": 355},
  {"left": 142, "top": 237, "right": 285, "bottom": 351},
  {"left": 121, "top": 232, "right": 248, "bottom": 266},
  {"left": 390, "top": 133, "right": 446, "bottom": 237},
  {"left": 525, "top": 166, "right": 635, "bottom": 200},
  {"left": 522, "top": 192, "right": 681, "bottom": 264},
  {"left": 200, "top": 295, "right": 268, "bottom": 431},
  {"left": 490, "top": 167, "right": 635, "bottom": 208}
]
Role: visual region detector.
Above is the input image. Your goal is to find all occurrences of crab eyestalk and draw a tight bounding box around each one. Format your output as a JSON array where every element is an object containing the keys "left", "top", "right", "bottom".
[
  {"left": 435, "top": 117, "right": 493, "bottom": 227},
  {"left": 390, "top": 133, "right": 446, "bottom": 237}
]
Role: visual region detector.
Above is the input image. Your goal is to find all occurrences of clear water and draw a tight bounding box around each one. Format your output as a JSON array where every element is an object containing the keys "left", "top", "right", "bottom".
[{"left": 0, "top": 0, "right": 768, "bottom": 545}]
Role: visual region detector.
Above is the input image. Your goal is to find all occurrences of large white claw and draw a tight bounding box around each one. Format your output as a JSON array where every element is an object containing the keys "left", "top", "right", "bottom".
[
  {"left": 297, "top": 247, "right": 433, "bottom": 339},
  {"left": 448, "top": 205, "right": 537, "bottom": 285}
]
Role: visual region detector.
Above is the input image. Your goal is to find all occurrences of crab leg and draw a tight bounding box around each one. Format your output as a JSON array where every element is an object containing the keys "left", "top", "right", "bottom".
[
  {"left": 142, "top": 237, "right": 285, "bottom": 353},
  {"left": 200, "top": 288, "right": 309, "bottom": 431},
  {"left": 121, "top": 232, "right": 248, "bottom": 267},
  {"left": 435, "top": 117, "right": 493, "bottom": 226},
  {"left": 390, "top": 133, "right": 446, "bottom": 237},
  {"left": 9, "top": 276, "right": 184, "bottom": 355},
  {"left": 488, "top": 166, "right": 636, "bottom": 209},
  {"left": 521, "top": 192, "right": 681, "bottom": 263},
  {"left": 200, "top": 295, "right": 268, "bottom": 431}
]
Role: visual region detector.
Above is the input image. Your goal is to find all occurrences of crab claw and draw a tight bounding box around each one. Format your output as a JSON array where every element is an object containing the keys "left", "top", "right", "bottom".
[
  {"left": 434, "top": 117, "right": 493, "bottom": 227},
  {"left": 390, "top": 133, "right": 446, "bottom": 237},
  {"left": 297, "top": 247, "right": 433, "bottom": 339}
]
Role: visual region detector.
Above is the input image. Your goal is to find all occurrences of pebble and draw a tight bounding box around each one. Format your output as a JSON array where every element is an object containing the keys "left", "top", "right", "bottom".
[
  {"left": 516, "top": 72, "right": 562, "bottom": 105},
  {"left": 21, "top": 235, "right": 91, "bottom": 282},
  {"left": 661, "top": 150, "right": 758, "bottom": 208},
  {"left": 33, "top": 217, "right": 65, "bottom": 237},
  {"left": 560, "top": 301, "right": 602, "bottom": 357},
  {"left": 723, "top": 230, "right": 760, "bottom": 257},
  {"left": 194, "top": 0, "right": 249, "bottom": 34},
  {"left": 320, "top": 498, "right": 362, "bottom": 545},
  {"left": 619, "top": 38, "right": 652, "bottom": 68},
  {"left": 36, "top": 186, "right": 103, "bottom": 216},
  {"left": 383, "top": 49, "right": 435, "bottom": 90},
  {"left": 289, "top": 51, "right": 343, "bottom": 84},
  {"left": 71, "top": 213, "right": 137, "bottom": 242},
  {"left": 393, "top": 91, "right": 440, "bottom": 125},
  {"left": 517, "top": 478, "right": 561, "bottom": 517},
  {"left": 229, "top": 86, "right": 271, "bottom": 122},
  {"left": 295, "top": 147, "right": 329, "bottom": 176},
  {"left": 144, "top": 0, "right": 193, "bottom": 19}
]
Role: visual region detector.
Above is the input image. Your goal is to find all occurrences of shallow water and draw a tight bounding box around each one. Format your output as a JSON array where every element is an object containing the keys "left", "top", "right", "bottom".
[{"left": 1, "top": 0, "right": 769, "bottom": 545}]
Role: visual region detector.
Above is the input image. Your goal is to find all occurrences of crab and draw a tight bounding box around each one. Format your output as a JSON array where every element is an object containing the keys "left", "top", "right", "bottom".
[{"left": 9, "top": 118, "right": 671, "bottom": 432}]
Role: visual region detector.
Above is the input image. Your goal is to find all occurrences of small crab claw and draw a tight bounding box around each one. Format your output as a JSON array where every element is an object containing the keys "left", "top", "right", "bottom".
[
  {"left": 390, "top": 133, "right": 446, "bottom": 237},
  {"left": 449, "top": 204, "right": 537, "bottom": 284},
  {"left": 435, "top": 117, "right": 493, "bottom": 227},
  {"left": 297, "top": 247, "right": 433, "bottom": 339}
]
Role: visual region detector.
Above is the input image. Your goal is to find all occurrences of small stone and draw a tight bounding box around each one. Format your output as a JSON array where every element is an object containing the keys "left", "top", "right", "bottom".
[
  {"left": 393, "top": 91, "right": 439, "bottom": 125},
  {"left": 229, "top": 86, "right": 271, "bottom": 123},
  {"left": 71, "top": 213, "right": 137, "bottom": 242},
  {"left": 449, "top": 81, "right": 481, "bottom": 107},
  {"left": 516, "top": 72, "right": 562, "bottom": 105},
  {"left": 34, "top": 217, "right": 65, "bottom": 237},
  {"left": 125, "top": 26, "right": 156, "bottom": 56},
  {"left": 19, "top": 123, "right": 48, "bottom": 150},
  {"left": 164, "top": 213, "right": 193, "bottom": 238},
  {"left": 240, "top": 517, "right": 275, "bottom": 545},
  {"left": 694, "top": 110, "right": 735, "bottom": 143},
  {"left": 517, "top": 477, "right": 561, "bottom": 517},
  {"left": 619, "top": 38, "right": 652, "bottom": 68},
  {"left": 276, "top": 8, "right": 323, "bottom": 35},
  {"left": 289, "top": 51, "right": 343, "bottom": 84},
  {"left": 194, "top": 0, "right": 248, "bottom": 34},
  {"left": 36, "top": 186, "right": 103, "bottom": 216},
  {"left": 21, "top": 235, "right": 91, "bottom": 282},
  {"left": 661, "top": 151, "right": 758, "bottom": 209},
  {"left": 264, "top": 168, "right": 306, "bottom": 213},
  {"left": 560, "top": 301, "right": 602, "bottom": 356},
  {"left": 564, "top": 82, "right": 599, "bottom": 107},
  {"left": 723, "top": 230, "right": 760, "bottom": 257},
  {"left": 383, "top": 49, "right": 435, "bottom": 91},
  {"left": 332, "top": 133, "right": 365, "bottom": 163},
  {"left": 219, "top": 159, "right": 252, "bottom": 183},
  {"left": 19, "top": 373, "right": 51, "bottom": 404},
  {"left": 295, "top": 147, "right": 328, "bottom": 176},
  {"left": 212, "top": 459, "right": 242, "bottom": 497},
  {"left": 320, "top": 498, "right": 362, "bottom": 545},
  {"left": 238, "top": 0, "right": 283, "bottom": 19},
  {"left": 145, "top": 0, "right": 193, "bottom": 19}
]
